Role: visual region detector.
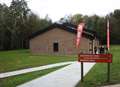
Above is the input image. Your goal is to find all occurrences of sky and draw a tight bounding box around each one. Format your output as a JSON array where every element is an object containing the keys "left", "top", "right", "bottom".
[{"left": 0, "top": 0, "right": 120, "bottom": 22}]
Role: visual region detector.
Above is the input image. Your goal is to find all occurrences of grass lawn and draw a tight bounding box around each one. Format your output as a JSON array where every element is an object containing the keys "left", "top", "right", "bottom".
[
  {"left": 76, "top": 45, "right": 120, "bottom": 87},
  {"left": 0, "top": 49, "right": 76, "bottom": 73},
  {"left": 0, "top": 65, "right": 67, "bottom": 87}
]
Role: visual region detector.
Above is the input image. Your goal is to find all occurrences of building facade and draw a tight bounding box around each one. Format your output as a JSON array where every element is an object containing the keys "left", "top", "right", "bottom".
[{"left": 29, "top": 23, "right": 99, "bottom": 55}]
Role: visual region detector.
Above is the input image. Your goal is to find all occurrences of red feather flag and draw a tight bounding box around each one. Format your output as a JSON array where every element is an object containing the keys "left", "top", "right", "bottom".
[{"left": 76, "top": 23, "right": 85, "bottom": 48}]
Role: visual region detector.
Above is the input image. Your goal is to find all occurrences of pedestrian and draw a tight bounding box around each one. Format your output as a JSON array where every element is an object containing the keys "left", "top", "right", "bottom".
[
  {"left": 99, "top": 46, "right": 105, "bottom": 54},
  {"left": 94, "top": 46, "right": 97, "bottom": 54}
]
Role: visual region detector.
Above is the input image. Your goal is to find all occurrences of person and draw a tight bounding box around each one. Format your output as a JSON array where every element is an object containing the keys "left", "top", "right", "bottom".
[
  {"left": 99, "top": 46, "right": 105, "bottom": 54},
  {"left": 94, "top": 46, "right": 97, "bottom": 54}
]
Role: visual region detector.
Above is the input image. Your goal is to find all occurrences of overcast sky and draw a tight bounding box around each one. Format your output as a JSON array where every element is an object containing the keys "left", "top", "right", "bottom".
[{"left": 0, "top": 0, "right": 120, "bottom": 22}]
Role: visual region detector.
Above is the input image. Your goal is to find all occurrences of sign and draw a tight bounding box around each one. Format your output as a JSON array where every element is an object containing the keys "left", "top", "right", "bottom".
[{"left": 78, "top": 54, "right": 112, "bottom": 63}]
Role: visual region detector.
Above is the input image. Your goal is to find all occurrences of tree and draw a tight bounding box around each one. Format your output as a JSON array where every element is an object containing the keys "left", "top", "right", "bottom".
[
  {"left": 9, "top": 0, "right": 30, "bottom": 49},
  {"left": 71, "top": 14, "right": 83, "bottom": 25},
  {"left": 0, "top": 3, "right": 11, "bottom": 50},
  {"left": 109, "top": 9, "right": 120, "bottom": 44},
  {"left": 0, "top": 0, "right": 53, "bottom": 50}
]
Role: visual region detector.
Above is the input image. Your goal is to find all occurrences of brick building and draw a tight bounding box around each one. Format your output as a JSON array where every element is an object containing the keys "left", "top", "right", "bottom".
[{"left": 29, "top": 23, "right": 99, "bottom": 55}]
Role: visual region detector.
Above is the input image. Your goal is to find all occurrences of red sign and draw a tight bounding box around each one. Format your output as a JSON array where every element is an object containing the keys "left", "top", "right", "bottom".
[{"left": 78, "top": 54, "right": 112, "bottom": 63}]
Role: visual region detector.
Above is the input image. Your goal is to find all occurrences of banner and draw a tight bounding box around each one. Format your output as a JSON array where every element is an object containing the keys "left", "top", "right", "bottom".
[{"left": 76, "top": 23, "right": 85, "bottom": 48}]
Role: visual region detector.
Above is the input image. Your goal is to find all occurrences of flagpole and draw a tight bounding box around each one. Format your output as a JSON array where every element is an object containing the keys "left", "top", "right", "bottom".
[
  {"left": 107, "top": 17, "right": 110, "bottom": 82},
  {"left": 107, "top": 18, "right": 110, "bottom": 52}
]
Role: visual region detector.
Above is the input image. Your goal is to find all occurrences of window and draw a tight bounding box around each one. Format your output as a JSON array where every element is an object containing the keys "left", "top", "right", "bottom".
[{"left": 53, "top": 42, "right": 59, "bottom": 52}]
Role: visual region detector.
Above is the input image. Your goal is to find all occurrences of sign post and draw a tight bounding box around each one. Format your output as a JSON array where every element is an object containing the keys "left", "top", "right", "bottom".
[
  {"left": 81, "top": 62, "right": 84, "bottom": 82},
  {"left": 78, "top": 54, "right": 112, "bottom": 82},
  {"left": 107, "top": 63, "right": 110, "bottom": 82}
]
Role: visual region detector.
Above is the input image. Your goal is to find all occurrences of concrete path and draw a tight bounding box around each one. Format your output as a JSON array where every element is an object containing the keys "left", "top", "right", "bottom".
[
  {"left": 102, "top": 84, "right": 120, "bottom": 87},
  {"left": 17, "top": 62, "right": 95, "bottom": 87},
  {"left": 0, "top": 61, "right": 74, "bottom": 78}
]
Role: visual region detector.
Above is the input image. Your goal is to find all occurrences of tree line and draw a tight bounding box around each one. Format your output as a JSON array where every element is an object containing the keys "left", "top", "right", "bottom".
[
  {"left": 0, "top": 0, "right": 52, "bottom": 50},
  {"left": 60, "top": 10, "right": 120, "bottom": 44},
  {"left": 0, "top": 0, "right": 120, "bottom": 50}
]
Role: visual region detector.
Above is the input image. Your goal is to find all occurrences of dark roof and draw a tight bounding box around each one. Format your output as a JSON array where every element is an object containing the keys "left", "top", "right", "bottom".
[{"left": 29, "top": 23, "right": 98, "bottom": 40}]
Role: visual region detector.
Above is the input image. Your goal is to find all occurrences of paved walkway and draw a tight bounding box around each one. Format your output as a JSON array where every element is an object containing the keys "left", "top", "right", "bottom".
[
  {"left": 102, "top": 84, "right": 120, "bottom": 87},
  {"left": 0, "top": 61, "right": 74, "bottom": 78},
  {"left": 17, "top": 62, "right": 95, "bottom": 87}
]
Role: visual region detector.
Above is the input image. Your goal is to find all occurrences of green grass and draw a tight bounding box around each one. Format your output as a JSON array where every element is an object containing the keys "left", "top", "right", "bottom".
[
  {"left": 0, "top": 65, "right": 67, "bottom": 87},
  {"left": 0, "top": 49, "right": 76, "bottom": 73},
  {"left": 76, "top": 45, "right": 120, "bottom": 87}
]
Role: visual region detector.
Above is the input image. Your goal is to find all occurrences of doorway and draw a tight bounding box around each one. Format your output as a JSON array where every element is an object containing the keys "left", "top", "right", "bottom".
[{"left": 53, "top": 42, "right": 59, "bottom": 52}]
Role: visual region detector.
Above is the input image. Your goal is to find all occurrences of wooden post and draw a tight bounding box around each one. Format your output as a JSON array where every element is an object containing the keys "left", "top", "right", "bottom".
[
  {"left": 107, "top": 48, "right": 110, "bottom": 82},
  {"left": 107, "top": 63, "right": 110, "bottom": 82},
  {"left": 81, "top": 62, "right": 84, "bottom": 82}
]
